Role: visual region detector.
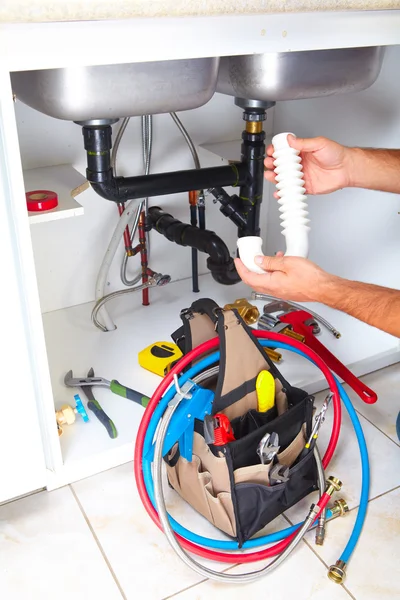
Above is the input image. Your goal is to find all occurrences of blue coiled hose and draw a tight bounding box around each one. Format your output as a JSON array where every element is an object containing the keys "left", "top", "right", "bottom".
[{"left": 142, "top": 340, "right": 369, "bottom": 562}]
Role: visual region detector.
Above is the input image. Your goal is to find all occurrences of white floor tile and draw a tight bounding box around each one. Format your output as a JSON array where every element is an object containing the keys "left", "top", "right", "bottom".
[
  {"left": 72, "top": 462, "right": 244, "bottom": 600},
  {"left": 306, "top": 486, "right": 400, "bottom": 600},
  {"left": 0, "top": 487, "right": 122, "bottom": 600},
  {"left": 171, "top": 540, "right": 351, "bottom": 600},
  {"left": 285, "top": 385, "right": 400, "bottom": 524},
  {"left": 345, "top": 363, "right": 400, "bottom": 445}
]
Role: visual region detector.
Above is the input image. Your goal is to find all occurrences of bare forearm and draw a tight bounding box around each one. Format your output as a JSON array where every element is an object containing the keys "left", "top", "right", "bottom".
[
  {"left": 318, "top": 276, "right": 400, "bottom": 337},
  {"left": 348, "top": 147, "right": 400, "bottom": 193}
]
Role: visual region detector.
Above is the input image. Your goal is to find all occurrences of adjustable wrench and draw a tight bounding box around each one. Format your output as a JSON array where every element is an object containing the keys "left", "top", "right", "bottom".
[
  {"left": 257, "top": 432, "right": 280, "bottom": 465},
  {"left": 278, "top": 310, "right": 377, "bottom": 404},
  {"left": 269, "top": 463, "right": 290, "bottom": 485}
]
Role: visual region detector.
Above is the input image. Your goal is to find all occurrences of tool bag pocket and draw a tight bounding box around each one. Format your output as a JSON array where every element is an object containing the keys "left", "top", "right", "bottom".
[
  {"left": 165, "top": 431, "right": 237, "bottom": 537},
  {"left": 166, "top": 305, "right": 318, "bottom": 546},
  {"left": 234, "top": 449, "right": 317, "bottom": 541},
  {"left": 226, "top": 396, "right": 317, "bottom": 543}
]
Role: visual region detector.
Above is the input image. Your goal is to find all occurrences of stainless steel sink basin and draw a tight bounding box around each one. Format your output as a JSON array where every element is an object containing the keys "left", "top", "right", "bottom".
[
  {"left": 217, "top": 47, "right": 385, "bottom": 101},
  {"left": 11, "top": 58, "right": 220, "bottom": 121}
]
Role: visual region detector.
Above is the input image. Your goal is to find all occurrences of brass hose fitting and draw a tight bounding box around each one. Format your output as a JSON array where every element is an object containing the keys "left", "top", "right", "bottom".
[
  {"left": 325, "top": 476, "right": 342, "bottom": 497},
  {"left": 316, "top": 498, "right": 348, "bottom": 546},
  {"left": 330, "top": 498, "right": 349, "bottom": 519},
  {"left": 265, "top": 348, "right": 282, "bottom": 363},
  {"left": 328, "top": 560, "right": 347, "bottom": 584},
  {"left": 315, "top": 524, "right": 326, "bottom": 546},
  {"left": 224, "top": 299, "right": 260, "bottom": 325}
]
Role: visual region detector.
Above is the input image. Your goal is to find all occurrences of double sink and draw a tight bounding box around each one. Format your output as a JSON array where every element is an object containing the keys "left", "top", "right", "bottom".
[{"left": 11, "top": 47, "right": 385, "bottom": 121}]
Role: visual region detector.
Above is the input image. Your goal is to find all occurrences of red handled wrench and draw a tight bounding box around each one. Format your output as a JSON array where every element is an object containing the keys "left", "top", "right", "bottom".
[{"left": 278, "top": 310, "right": 378, "bottom": 404}]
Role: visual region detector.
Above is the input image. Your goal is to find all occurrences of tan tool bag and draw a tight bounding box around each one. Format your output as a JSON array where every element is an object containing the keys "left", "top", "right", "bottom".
[{"left": 166, "top": 300, "right": 317, "bottom": 546}]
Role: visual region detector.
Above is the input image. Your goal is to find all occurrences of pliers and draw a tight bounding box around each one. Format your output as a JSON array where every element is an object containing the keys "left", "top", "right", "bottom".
[{"left": 79, "top": 368, "right": 118, "bottom": 439}]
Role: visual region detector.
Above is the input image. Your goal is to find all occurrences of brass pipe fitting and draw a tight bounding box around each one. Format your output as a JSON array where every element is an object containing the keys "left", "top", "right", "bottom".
[
  {"left": 315, "top": 524, "right": 326, "bottom": 546},
  {"left": 325, "top": 476, "right": 342, "bottom": 497},
  {"left": 330, "top": 498, "right": 349, "bottom": 519},
  {"left": 224, "top": 299, "right": 260, "bottom": 325},
  {"left": 282, "top": 328, "right": 305, "bottom": 343},
  {"left": 246, "top": 121, "right": 263, "bottom": 134},
  {"left": 265, "top": 348, "right": 282, "bottom": 363},
  {"left": 328, "top": 560, "right": 347, "bottom": 584}
]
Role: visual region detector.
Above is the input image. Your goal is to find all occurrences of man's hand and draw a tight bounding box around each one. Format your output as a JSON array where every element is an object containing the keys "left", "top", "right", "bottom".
[
  {"left": 234, "top": 253, "right": 334, "bottom": 302},
  {"left": 264, "top": 135, "right": 353, "bottom": 196}
]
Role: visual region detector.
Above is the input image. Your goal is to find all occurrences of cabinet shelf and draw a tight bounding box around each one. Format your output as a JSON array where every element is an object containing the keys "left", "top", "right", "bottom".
[
  {"left": 24, "top": 164, "right": 87, "bottom": 224},
  {"left": 41, "top": 273, "right": 399, "bottom": 487}
]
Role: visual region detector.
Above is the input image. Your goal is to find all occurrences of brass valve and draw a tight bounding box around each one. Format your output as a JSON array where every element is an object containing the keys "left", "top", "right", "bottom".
[{"left": 55, "top": 404, "right": 77, "bottom": 427}]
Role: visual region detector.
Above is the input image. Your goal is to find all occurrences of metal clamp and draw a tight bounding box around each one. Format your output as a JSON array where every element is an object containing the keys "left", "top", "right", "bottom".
[{"left": 169, "top": 375, "right": 194, "bottom": 407}]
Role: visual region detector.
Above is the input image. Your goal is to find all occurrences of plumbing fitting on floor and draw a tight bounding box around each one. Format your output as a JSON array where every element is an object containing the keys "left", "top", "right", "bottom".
[{"left": 55, "top": 394, "right": 89, "bottom": 436}]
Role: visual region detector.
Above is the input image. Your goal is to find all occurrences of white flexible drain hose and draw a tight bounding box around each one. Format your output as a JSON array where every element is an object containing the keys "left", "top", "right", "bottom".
[
  {"left": 272, "top": 132, "right": 310, "bottom": 258},
  {"left": 237, "top": 132, "right": 310, "bottom": 273}
]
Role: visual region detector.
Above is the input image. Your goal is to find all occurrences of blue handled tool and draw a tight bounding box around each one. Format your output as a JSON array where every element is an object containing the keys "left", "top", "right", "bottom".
[{"left": 148, "top": 380, "right": 214, "bottom": 461}]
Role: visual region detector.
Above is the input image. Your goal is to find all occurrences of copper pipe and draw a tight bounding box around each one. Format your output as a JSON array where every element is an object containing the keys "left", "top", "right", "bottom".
[
  {"left": 189, "top": 190, "right": 198, "bottom": 206},
  {"left": 118, "top": 203, "right": 134, "bottom": 256}
]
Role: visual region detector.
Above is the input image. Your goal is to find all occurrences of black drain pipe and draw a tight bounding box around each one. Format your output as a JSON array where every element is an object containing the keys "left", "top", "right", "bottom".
[
  {"left": 82, "top": 125, "right": 249, "bottom": 202},
  {"left": 236, "top": 100, "right": 275, "bottom": 238},
  {"left": 148, "top": 207, "right": 240, "bottom": 286}
]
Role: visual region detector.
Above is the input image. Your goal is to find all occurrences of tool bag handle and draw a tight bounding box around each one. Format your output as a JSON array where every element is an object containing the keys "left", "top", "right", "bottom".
[
  {"left": 212, "top": 308, "right": 292, "bottom": 420},
  {"left": 171, "top": 298, "right": 219, "bottom": 357}
]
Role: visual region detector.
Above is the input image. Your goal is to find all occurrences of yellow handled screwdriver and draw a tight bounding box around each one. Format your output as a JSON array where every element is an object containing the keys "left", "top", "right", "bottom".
[{"left": 256, "top": 370, "right": 276, "bottom": 412}]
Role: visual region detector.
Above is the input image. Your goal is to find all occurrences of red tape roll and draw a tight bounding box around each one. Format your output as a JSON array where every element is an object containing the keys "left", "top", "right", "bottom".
[{"left": 26, "top": 190, "right": 58, "bottom": 212}]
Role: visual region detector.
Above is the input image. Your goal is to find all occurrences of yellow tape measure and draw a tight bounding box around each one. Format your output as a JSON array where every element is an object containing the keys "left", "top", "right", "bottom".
[{"left": 138, "top": 341, "right": 183, "bottom": 377}]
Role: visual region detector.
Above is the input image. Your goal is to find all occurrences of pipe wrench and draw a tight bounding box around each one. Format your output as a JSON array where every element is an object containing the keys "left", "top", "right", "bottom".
[{"left": 277, "top": 309, "right": 377, "bottom": 404}]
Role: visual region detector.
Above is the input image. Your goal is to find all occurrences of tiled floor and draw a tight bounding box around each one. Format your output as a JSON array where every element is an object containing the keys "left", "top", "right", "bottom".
[{"left": 1, "top": 364, "right": 399, "bottom": 600}]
